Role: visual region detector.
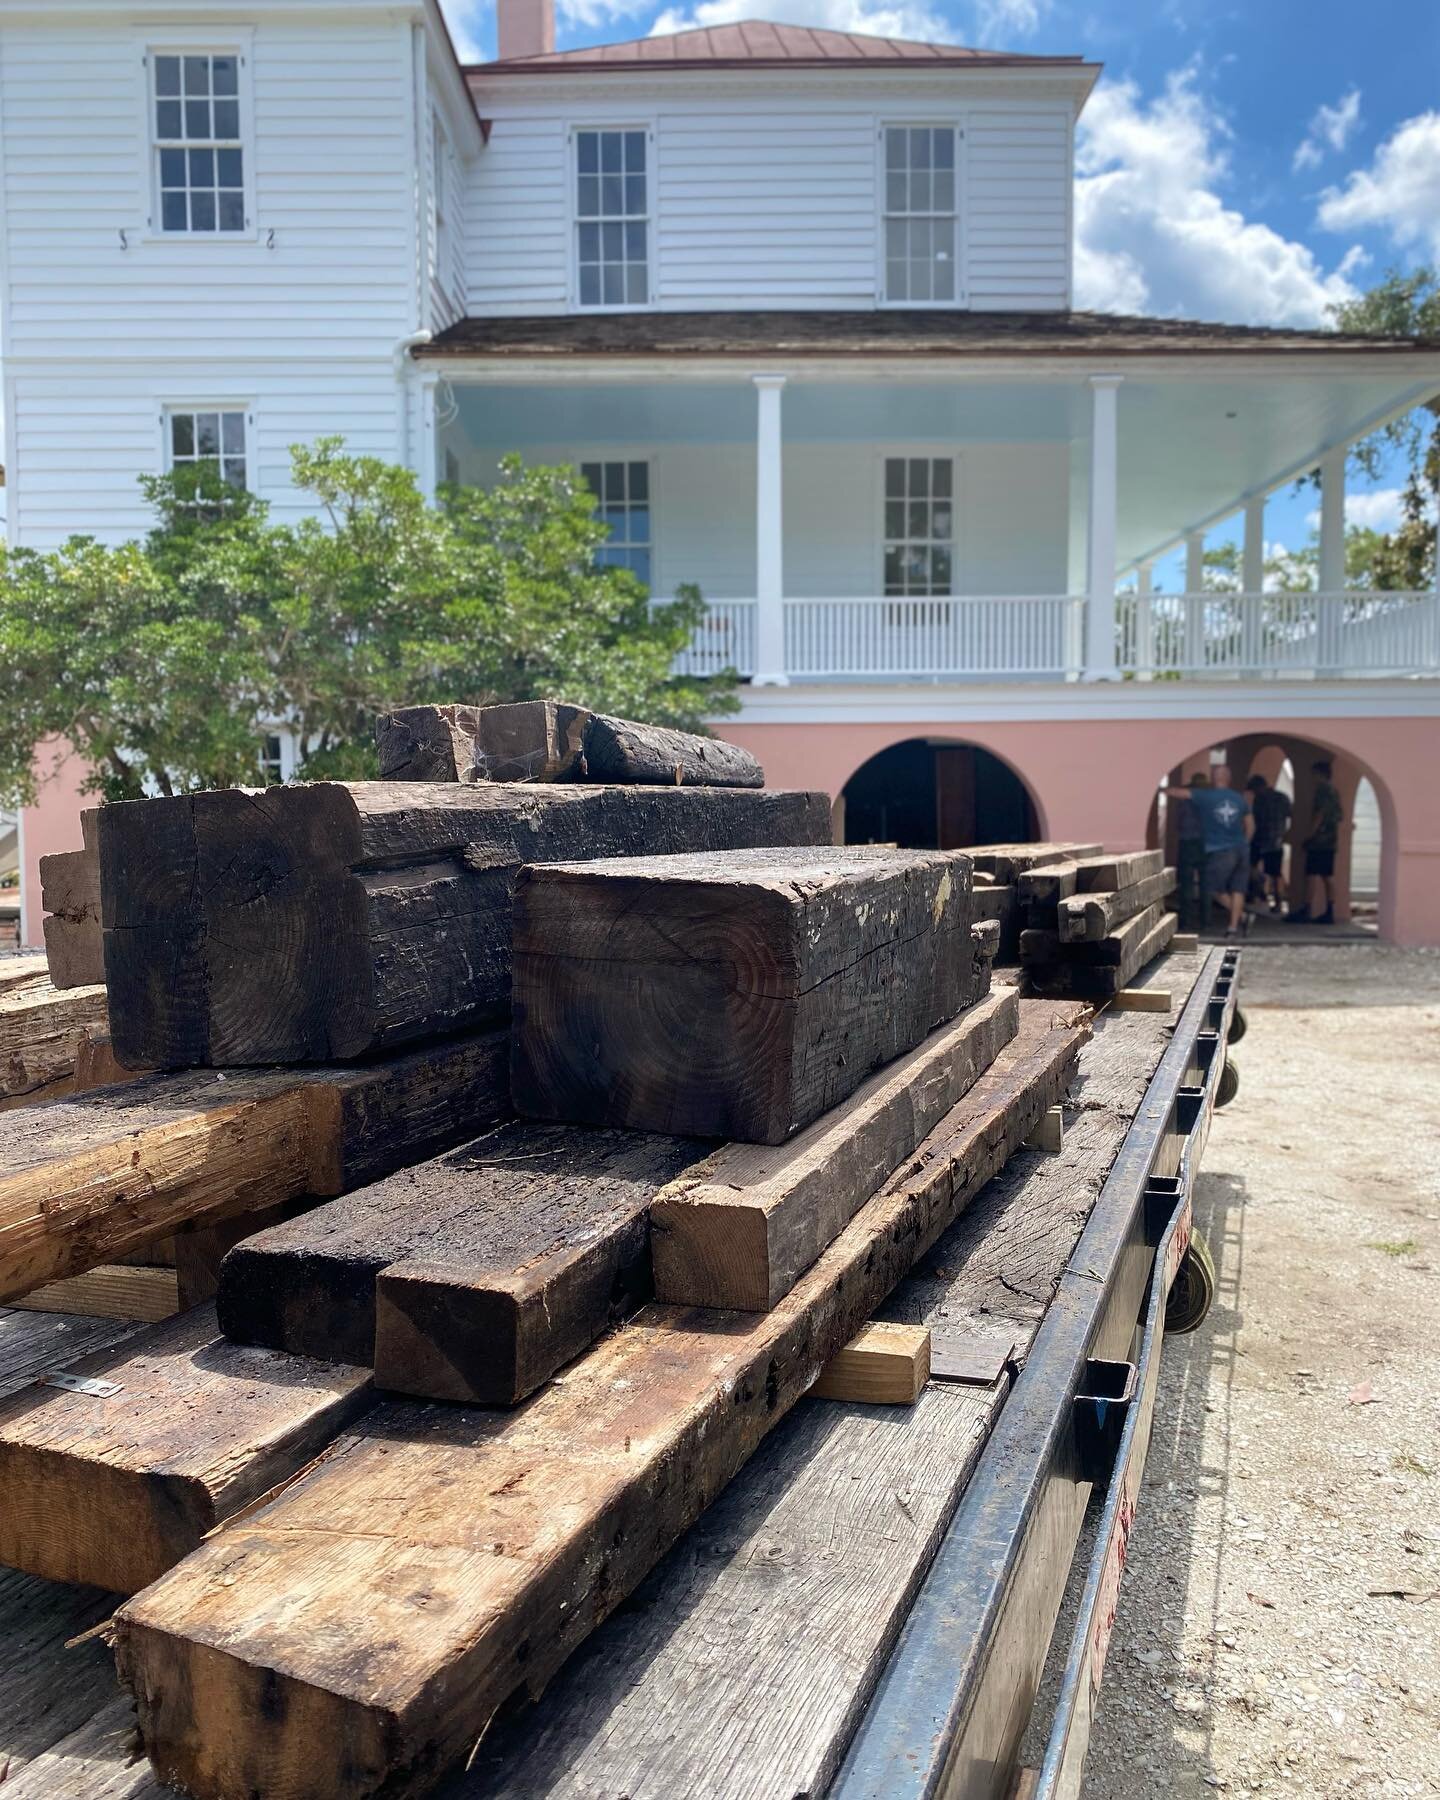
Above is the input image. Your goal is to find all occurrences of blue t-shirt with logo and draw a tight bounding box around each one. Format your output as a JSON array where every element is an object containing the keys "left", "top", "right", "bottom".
[{"left": 1186, "top": 786, "right": 1250, "bottom": 853}]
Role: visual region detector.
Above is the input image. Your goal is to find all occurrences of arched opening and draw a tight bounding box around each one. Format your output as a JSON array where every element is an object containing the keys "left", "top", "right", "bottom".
[
  {"left": 841, "top": 737, "right": 1040, "bottom": 850},
  {"left": 1145, "top": 732, "right": 1391, "bottom": 939}
]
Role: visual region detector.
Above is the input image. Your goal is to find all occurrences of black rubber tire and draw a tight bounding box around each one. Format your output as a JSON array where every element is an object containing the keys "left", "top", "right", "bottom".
[
  {"left": 1166, "top": 1227, "right": 1216, "bottom": 1335},
  {"left": 1216, "top": 1059, "right": 1240, "bottom": 1107},
  {"left": 1227, "top": 1005, "right": 1248, "bottom": 1044}
]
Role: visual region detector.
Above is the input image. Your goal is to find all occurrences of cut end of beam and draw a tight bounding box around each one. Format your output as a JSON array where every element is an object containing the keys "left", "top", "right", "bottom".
[
  {"left": 810, "top": 1321, "right": 930, "bottom": 1405},
  {"left": 1111, "top": 988, "right": 1172, "bottom": 1013}
]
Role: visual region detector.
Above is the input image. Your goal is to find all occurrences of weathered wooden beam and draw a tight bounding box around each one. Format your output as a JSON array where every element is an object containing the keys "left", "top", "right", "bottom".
[
  {"left": 100, "top": 780, "right": 830, "bottom": 1069},
  {"left": 10, "top": 1264, "right": 179, "bottom": 1323},
  {"left": 512, "top": 847, "right": 978, "bottom": 1144},
  {"left": 1026, "top": 910, "right": 1178, "bottom": 1001},
  {"left": 221, "top": 1121, "right": 707, "bottom": 1383},
  {"left": 966, "top": 842, "right": 1102, "bottom": 885},
  {"left": 0, "top": 981, "right": 109, "bottom": 1103},
  {"left": 1073, "top": 848, "right": 1165, "bottom": 894},
  {"left": 650, "top": 986, "right": 1017, "bottom": 1310},
  {"left": 1056, "top": 864, "right": 1177, "bottom": 944},
  {"left": 0, "top": 1027, "right": 509, "bottom": 1303},
  {"left": 39, "top": 810, "right": 103, "bottom": 989},
  {"left": 1015, "top": 860, "right": 1079, "bottom": 908},
  {"left": 1022, "top": 900, "right": 1169, "bottom": 970},
  {"left": 373, "top": 703, "right": 483, "bottom": 781},
  {"left": 810, "top": 1321, "right": 931, "bottom": 1404},
  {"left": 113, "top": 1000, "right": 1087, "bottom": 1800},
  {"left": 0, "top": 955, "right": 49, "bottom": 997},
  {"left": 0, "top": 1304, "right": 372, "bottom": 1594}
]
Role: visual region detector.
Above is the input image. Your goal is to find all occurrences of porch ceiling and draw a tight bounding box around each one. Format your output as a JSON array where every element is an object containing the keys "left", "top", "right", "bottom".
[{"left": 442, "top": 364, "right": 1439, "bottom": 572}]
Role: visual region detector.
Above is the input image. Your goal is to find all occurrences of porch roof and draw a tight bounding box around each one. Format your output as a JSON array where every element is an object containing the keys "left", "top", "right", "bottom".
[{"left": 417, "top": 310, "right": 1440, "bottom": 364}]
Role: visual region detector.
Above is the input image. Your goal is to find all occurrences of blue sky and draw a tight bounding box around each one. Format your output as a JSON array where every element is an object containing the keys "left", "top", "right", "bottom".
[{"left": 442, "top": 0, "right": 1440, "bottom": 572}]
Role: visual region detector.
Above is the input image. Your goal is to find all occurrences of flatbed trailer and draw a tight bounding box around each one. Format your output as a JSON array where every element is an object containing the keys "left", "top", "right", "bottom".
[{"left": 0, "top": 944, "right": 1240, "bottom": 1800}]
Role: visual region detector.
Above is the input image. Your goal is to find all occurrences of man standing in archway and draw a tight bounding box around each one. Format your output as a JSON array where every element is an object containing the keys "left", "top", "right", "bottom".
[
  {"left": 1169, "top": 765, "right": 1254, "bottom": 939},
  {"left": 1246, "top": 772, "right": 1292, "bottom": 914},
  {"left": 1287, "top": 759, "right": 1344, "bottom": 927}
]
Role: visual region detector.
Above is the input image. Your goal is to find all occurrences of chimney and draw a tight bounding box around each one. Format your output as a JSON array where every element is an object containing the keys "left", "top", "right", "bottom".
[{"left": 497, "top": 0, "right": 555, "bottom": 60}]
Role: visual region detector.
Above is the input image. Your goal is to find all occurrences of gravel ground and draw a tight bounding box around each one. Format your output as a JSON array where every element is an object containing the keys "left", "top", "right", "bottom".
[{"left": 1083, "top": 944, "right": 1440, "bottom": 1798}]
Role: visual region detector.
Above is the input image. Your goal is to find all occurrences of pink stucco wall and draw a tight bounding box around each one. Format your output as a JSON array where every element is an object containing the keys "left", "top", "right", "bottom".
[
  {"left": 717, "top": 715, "right": 1440, "bottom": 948},
  {"left": 17, "top": 740, "right": 90, "bottom": 950}
]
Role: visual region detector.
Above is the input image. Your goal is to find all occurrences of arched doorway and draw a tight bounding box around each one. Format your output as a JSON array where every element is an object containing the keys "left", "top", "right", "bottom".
[
  {"left": 1146, "top": 733, "right": 1392, "bottom": 936},
  {"left": 841, "top": 738, "right": 1040, "bottom": 850}
]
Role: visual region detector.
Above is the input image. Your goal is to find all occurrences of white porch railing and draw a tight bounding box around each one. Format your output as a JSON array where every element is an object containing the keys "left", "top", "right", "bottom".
[{"left": 667, "top": 590, "right": 1440, "bottom": 683}]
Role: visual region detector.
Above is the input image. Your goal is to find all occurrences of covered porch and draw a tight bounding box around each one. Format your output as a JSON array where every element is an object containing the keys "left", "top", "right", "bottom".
[{"left": 417, "top": 314, "right": 1440, "bottom": 685}]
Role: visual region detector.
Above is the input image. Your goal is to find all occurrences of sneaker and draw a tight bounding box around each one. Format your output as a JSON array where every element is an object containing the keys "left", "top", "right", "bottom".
[
  {"left": 1284, "top": 908, "right": 1311, "bottom": 925},
  {"left": 1317, "top": 907, "right": 1335, "bottom": 926}
]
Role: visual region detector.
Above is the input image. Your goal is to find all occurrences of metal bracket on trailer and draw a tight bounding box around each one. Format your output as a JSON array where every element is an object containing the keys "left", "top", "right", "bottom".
[{"left": 831, "top": 947, "right": 1240, "bottom": 1800}]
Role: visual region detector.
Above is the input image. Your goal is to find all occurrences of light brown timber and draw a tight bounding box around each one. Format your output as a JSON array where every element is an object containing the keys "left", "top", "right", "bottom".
[
  {"left": 810, "top": 1321, "right": 930, "bottom": 1404},
  {"left": 0, "top": 981, "right": 109, "bottom": 1101},
  {"left": 39, "top": 810, "right": 103, "bottom": 989},
  {"left": 1112, "top": 987, "right": 1173, "bottom": 1013},
  {"left": 0, "top": 1303, "right": 373, "bottom": 1594},
  {"left": 113, "top": 999, "right": 1088, "bottom": 1800},
  {"left": 650, "top": 986, "right": 1018, "bottom": 1309},
  {"left": 967, "top": 842, "right": 1102, "bottom": 884},
  {"left": 10, "top": 1264, "right": 179, "bottom": 1322}
]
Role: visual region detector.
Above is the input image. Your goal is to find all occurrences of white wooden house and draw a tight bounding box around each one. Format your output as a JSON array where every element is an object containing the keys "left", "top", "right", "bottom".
[{"left": 1, "top": 0, "right": 1439, "bottom": 942}]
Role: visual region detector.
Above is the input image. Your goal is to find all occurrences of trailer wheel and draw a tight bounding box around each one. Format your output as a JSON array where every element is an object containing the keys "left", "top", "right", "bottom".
[
  {"left": 1167, "top": 1228, "right": 1216, "bottom": 1334},
  {"left": 1215, "top": 1060, "right": 1240, "bottom": 1108},
  {"left": 1227, "top": 1005, "right": 1248, "bottom": 1044}
]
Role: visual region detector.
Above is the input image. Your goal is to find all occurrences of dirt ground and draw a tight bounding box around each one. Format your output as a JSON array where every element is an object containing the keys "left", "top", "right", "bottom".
[{"left": 1084, "top": 945, "right": 1440, "bottom": 1798}]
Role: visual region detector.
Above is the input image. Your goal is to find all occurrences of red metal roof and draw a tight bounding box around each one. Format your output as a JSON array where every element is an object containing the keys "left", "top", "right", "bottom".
[{"left": 468, "top": 20, "right": 1094, "bottom": 74}]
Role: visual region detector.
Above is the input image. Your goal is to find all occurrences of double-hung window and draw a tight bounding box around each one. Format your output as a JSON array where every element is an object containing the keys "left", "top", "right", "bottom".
[
  {"left": 152, "top": 51, "right": 247, "bottom": 234},
  {"left": 575, "top": 128, "right": 649, "bottom": 309},
  {"left": 883, "top": 457, "right": 954, "bottom": 596},
  {"left": 582, "top": 461, "right": 652, "bottom": 589},
  {"left": 167, "top": 407, "right": 249, "bottom": 491},
  {"left": 882, "top": 125, "right": 958, "bottom": 304}
]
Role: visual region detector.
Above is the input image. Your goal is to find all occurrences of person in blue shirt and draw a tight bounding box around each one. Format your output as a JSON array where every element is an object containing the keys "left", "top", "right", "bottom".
[{"left": 1168, "top": 764, "right": 1253, "bottom": 939}]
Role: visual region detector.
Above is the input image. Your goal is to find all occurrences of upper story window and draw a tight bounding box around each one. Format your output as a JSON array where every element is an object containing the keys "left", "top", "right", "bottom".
[
  {"left": 152, "top": 52, "right": 246, "bottom": 234},
  {"left": 883, "top": 457, "right": 954, "bottom": 596},
  {"left": 575, "top": 128, "right": 649, "bottom": 309},
  {"left": 167, "top": 407, "right": 249, "bottom": 491},
  {"left": 582, "top": 460, "right": 652, "bottom": 588},
  {"left": 883, "top": 126, "right": 958, "bottom": 305}
]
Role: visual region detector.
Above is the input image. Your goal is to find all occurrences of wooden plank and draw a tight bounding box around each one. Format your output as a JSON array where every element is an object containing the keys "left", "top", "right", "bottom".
[
  {"left": 966, "top": 842, "right": 1101, "bottom": 884},
  {"left": 0, "top": 1026, "right": 510, "bottom": 1303},
  {"left": 1172, "top": 932, "right": 1200, "bottom": 952},
  {"left": 40, "top": 809, "right": 103, "bottom": 989},
  {"left": 1024, "top": 909, "right": 1177, "bottom": 1000},
  {"left": 1112, "top": 987, "right": 1172, "bottom": 1013},
  {"left": 0, "top": 1303, "right": 373, "bottom": 1595},
  {"left": 0, "top": 953, "right": 51, "bottom": 996},
  {"left": 221, "top": 1121, "right": 706, "bottom": 1384},
  {"left": 0, "top": 981, "right": 109, "bottom": 1101},
  {"left": 100, "top": 781, "right": 831, "bottom": 1069},
  {"left": 810, "top": 1320, "right": 930, "bottom": 1403},
  {"left": 1015, "top": 859, "right": 1079, "bottom": 907},
  {"left": 1056, "top": 864, "right": 1177, "bottom": 943},
  {"left": 1073, "top": 847, "right": 1165, "bottom": 893},
  {"left": 0, "top": 1307, "right": 144, "bottom": 1401},
  {"left": 113, "top": 1000, "right": 1088, "bottom": 1800},
  {"left": 11, "top": 1265, "right": 179, "bottom": 1322},
  {"left": 1023, "top": 900, "right": 1167, "bottom": 969},
  {"left": 650, "top": 986, "right": 1018, "bottom": 1309},
  {"left": 512, "top": 847, "right": 979, "bottom": 1144}
]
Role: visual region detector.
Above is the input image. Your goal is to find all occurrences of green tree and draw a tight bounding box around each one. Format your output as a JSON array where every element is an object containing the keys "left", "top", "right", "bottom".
[{"left": 0, "top": 443, "right": 735, "bottom": 806}]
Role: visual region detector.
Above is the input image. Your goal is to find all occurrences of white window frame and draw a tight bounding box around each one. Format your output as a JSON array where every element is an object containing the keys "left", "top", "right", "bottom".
[
  {"left": 877, "top": 121, "right": 965, "bottom": 309},
  {"left": 433, "top": 111, "right": 455, "bottom": 294},
  {"left": 877, "top": 450, "right": 959, "bottom": 598},
  {"left": 569, "top": 123, "right": 654, "bottom": 313},
  {"left": 137, "top": 29, "right": 257, "bottom": 242},
  {"left": 161, "top": 403, "right": 254, "bottom": 494},
  {"left": 580, "top": 454, "right": 658, "bottom": 591}
]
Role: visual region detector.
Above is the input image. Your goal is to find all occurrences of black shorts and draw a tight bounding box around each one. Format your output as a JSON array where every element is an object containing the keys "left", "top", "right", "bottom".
[
  {"left": 1255, "top": 848, "right": 1283, "bottom": 878},
  {"left": 1305, "top": 847, "right": 1336, "bottom": 878}
]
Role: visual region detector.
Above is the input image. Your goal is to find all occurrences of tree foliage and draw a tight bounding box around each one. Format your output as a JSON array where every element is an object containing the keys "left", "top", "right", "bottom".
[{"left": 0, "top": 442, "right": 735, "bottom": 806}]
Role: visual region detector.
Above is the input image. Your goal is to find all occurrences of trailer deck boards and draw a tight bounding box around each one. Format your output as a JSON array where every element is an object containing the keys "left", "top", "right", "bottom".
[{"left": 0, "top": 945, "right": 1212, "bottom": 1800}]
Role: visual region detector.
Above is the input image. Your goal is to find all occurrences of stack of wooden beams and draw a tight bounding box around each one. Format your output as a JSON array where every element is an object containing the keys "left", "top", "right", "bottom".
[
  {"left": 1017, "top": 848, "right": 1179, "bottom": 999},
  {"left": 0, "top": 712, "right": 1101, "bottom": 1800},
  {"left": 965, "top": 841, "right": 1102, "bottom": 963}
]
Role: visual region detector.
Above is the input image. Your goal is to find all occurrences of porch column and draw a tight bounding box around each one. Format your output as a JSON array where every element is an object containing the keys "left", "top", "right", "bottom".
[
  {"left": 1242, "top": 493, "right": 1266, "bottom": 670},
  {"left": 1318, "top": 445, "right": 1347, "bottom": 671},
  {"left": 1084, "top": 375, "right": 1122, "bottom": 679},
  {"left": 1135, "top": 561, "right": 1154, "bottom": 681},
  {"left": 1184, "top": 529, "right": 1206, "bottom": 671},
  {"left": 752, "top": 374, "right": 788, "bottom": 686}
]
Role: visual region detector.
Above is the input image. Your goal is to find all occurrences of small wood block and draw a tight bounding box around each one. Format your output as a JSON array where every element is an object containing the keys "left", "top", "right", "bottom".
[
  {"left": 512, "top": 847, "right": 980, "bottom": 1144},
  {"left": 1025, "top": 1106, "right": 1064, "bottom": 1154},
  {"left": 1172, "top": 932, "right": 1200, "bottom": 952},
  {"left": 928, "top": 1323, "right": 1020, "bottom": 1385},
  {"left": 810, "top": 1322, "right": 930, "bottom": 1405},
  {"left": 11, "top": 1264, "right": 180, "bottom": 1323},
  {"left": 39, "top": 809, "right": 103, "bottom": 989},
  {"left": 1111, "top": 988, "right": 1172, "bottom": 1013}
]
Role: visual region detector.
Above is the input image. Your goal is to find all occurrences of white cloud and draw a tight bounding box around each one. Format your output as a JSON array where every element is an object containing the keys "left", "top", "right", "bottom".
[
  {"left": 973, "top": 0, "right": 1051, "bottom": 43},
  {"left": 1316, "top": 111, "right": 1440, "bottom": 260},
  {"left": 438, "top": 1, "right": 487, "bottom": 61},
  {"left": 1293, "top": 88, "right": 1361, "bottom": 172},
  {"left": 650, "top": 0, "right": 952, "bottom": 39},
  {"left": 1305, "top": 488, "right": 1436, "bottom": 534},
  {"left": 1075, "top": 71, "right": 1361, "bottom": 325}
]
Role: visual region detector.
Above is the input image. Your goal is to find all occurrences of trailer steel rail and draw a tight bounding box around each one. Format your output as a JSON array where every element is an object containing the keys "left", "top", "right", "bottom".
[{"left": 833, "top": 946, "right": 1240, "bottom": 1800}]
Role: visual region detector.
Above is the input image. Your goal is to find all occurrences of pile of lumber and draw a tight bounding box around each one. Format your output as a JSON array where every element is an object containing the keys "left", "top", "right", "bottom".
[
  {"left": 0, "top": 712, "right": 1111, "bottom": 1800},
  {"left": 1017, "top": 848, "right": 1179, "bottom": 999},
  {"left": 965, "top": 841, "right": 1102, "bottom": 963}
]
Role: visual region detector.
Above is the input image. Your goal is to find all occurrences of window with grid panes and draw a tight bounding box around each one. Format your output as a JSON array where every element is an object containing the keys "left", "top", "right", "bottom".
[
  {"left": 883, "top": 458, "right": 954, "bottom": 597},
  {"left": 575, "top": 129, "right": 649, "bottom": 308},
  {"left": 168, "top": 408, "right": 248, "bottom": 491},
  {"left": 883, "top": 126, "right": 957, "bottom": 304},
  {"left": 153, "top": 53, "right": 245, "bottom": 233},
  {"left": 581, "top": 461, "right": 652, "bottom": 589},
  {"left": 259, "top": 734, "right": 285, "bottom": 784}
]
